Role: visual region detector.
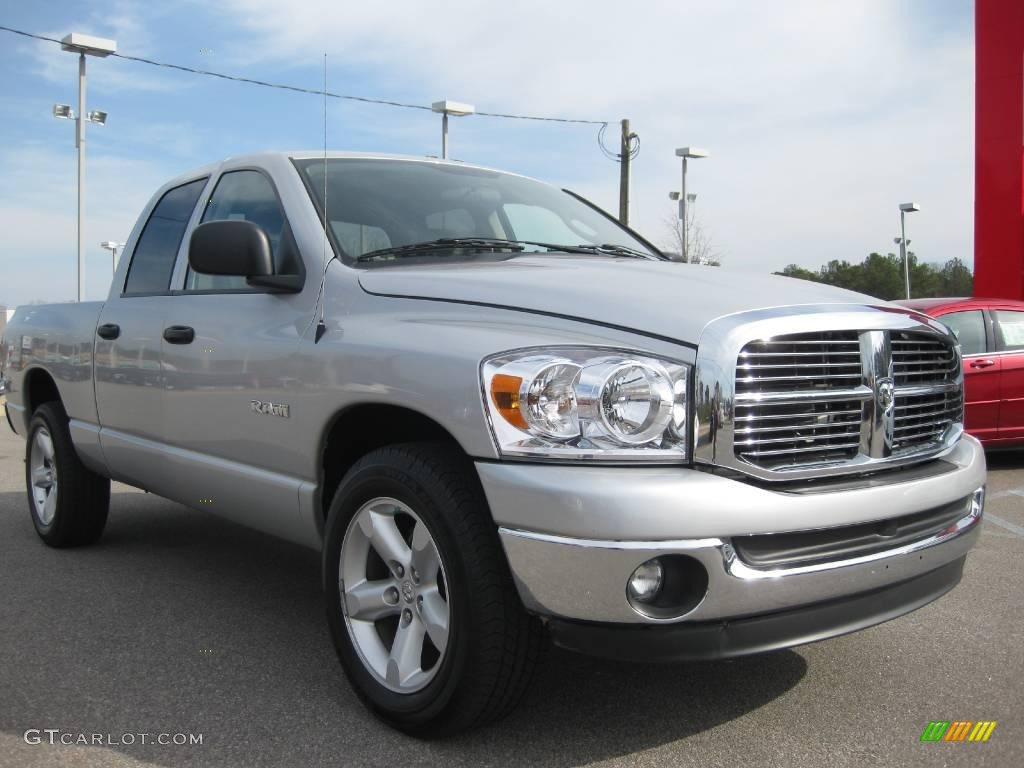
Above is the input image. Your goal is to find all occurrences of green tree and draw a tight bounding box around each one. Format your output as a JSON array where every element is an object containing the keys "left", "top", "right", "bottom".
[
  {"left": 775, "top": 252, "right": 972, "bottom": 300},
  {"left": 938, "top": 258, "right": 973, "bottom": 296}
]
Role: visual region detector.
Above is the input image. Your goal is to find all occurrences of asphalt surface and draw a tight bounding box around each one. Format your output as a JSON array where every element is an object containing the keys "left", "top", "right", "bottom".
[{"left": 0, "top": 423, "right": 1022, "bottom": 768}]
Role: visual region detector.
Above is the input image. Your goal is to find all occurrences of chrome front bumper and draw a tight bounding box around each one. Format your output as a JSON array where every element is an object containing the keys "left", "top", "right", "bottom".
[{"left": 479, "top": 435, "right": 986, "bottom": 626}]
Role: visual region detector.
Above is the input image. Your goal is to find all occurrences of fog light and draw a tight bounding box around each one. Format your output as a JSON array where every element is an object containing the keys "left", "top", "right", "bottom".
[
  {"left": 627, "top": 558, "right": 664, "bottom": 603},
  {"left": 971, "top": 486, "right": 985, "bottom": 515}
]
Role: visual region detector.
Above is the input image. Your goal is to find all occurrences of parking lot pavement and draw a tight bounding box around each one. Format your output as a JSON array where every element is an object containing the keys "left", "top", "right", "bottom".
[{"left": 0, "top": 424, "right": 1021, "bottom": 768}]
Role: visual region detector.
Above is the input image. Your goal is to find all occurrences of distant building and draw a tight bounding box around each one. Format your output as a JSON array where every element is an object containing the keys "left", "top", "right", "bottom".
[{"left": 0, "top": 305, "right": 7, "bottom": 339}]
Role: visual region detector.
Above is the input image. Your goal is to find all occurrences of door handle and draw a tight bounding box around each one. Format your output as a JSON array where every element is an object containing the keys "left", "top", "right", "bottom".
[
  {"left": 163, "top": 325, "right": 196, "bottom": 345},
  {"left": 96, "top": 323, "right": 120, "bottom": 340},
  {"left": 969, "top": 359, "right": 996, "bottom": 369}
]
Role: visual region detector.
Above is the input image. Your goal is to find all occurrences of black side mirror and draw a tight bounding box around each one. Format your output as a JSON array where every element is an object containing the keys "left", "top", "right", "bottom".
[{"left": 189, "top": 220, "right": 274, "bottom": 277}]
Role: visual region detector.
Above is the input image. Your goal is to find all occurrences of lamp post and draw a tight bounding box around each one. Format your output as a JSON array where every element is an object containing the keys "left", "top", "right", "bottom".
[
  {"left": 100, "top": 241, "right": 123, "bottom": 275},
  {"left": 898, "top": 202, "right": 920, "bottom": 299},
  {"left": 431, "top": 100, "right": 475, "bottom": 159},
  {"left": 55, "top": 32, "right": 116, "bottom": 302},
  {"left": 675, "top": 147, "right": 709, "bottom": 263},
  {"left": 668, "top": 192, "right": 682, "bottom": 260}
]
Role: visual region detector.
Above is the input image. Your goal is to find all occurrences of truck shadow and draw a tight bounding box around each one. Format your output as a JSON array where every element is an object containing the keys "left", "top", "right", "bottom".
[
  {"left": 985, "top": 448, "right": 1024, "bottom": 470},
  {"left": 0, "top": 490, "right": 806, "bottom": 768}
]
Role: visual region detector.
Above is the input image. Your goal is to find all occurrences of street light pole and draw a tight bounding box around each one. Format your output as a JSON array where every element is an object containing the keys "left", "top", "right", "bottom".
[
  {"left": 431, "top": 100, "right": 475, "bottom": 159},
  {"left": 675, "top": 147, "right": 709, "bottom": 263},
  {"left": 76, "top": 52, "right": 86, "bottom": 303},
  {"left": 898, "top": 202, "right": 920, "bottom": 299},
  {"left": 59, "top": 33, "right": 116, "bottom": 302}
]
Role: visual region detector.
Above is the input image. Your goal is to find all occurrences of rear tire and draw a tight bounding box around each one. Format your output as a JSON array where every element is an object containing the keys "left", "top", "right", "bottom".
[
  {"left": 323, "top": 443, "right": 543, "bottom": 737},
  {"left": 25, "top": 402, "right": 110, "bottom": 547}
]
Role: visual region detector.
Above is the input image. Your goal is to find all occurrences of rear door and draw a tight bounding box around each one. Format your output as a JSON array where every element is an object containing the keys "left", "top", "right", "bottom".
[
  {"left": 937, "top": 308, "right": 1001, "bottom": 441},
  {"left": 95, "top": 176, "right": 208, "bottom": 488},
  {"left": 991, "top": 308, "right": 1024, "bottom": 440}
]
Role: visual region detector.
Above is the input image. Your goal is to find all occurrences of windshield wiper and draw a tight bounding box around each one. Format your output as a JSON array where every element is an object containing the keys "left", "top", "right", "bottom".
[
  {"left": 583, "top": 243, "right": 659, "bottom": 259},
  {"left": 356, "top": 237, "right": 658, "bottom": 263},
  {"left": 357, "top": 238, "right": 527, "bottom": 262}
]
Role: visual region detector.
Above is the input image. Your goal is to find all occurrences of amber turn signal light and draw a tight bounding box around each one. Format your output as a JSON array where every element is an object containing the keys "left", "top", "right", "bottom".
[{"left": 490, "top": 373, "right": 527, "bottom": 429}]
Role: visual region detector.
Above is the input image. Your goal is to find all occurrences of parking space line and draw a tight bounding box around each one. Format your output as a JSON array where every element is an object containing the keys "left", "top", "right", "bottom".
[
  {"left": 985, "top": 514, "right": 1024, "bottom": 538},
  {"left": 986, "top": 486, "right": 1024, "bottom": 501}
]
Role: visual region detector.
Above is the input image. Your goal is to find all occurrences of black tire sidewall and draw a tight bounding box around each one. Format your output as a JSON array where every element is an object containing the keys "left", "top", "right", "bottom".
[
  {"left": 25, "top": 404, "right": 71, "bottom": 542},
  {"left": 323, "top": 456, "right": 471, "bottom": 726},
  {"left": 24, "top": 402, "right": 109, "bottom": 547}
]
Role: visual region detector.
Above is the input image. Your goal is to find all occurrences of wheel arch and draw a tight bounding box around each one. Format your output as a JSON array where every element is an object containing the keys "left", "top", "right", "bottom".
[
  {"left": 318, "top": 403, "right": 471, "bottom": 522},
  {"left": 23, "top": 367, "right": 63, "bottom": 416}
]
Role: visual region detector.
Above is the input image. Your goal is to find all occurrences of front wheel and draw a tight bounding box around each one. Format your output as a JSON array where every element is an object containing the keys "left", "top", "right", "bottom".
[{"left": 323, "top": 443, "right": 542, "bottom": 737}]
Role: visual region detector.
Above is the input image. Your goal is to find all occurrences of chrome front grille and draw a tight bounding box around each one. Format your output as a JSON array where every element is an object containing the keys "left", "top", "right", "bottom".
[
  {"left": 891, "top": 332, "right": 959, "bottom": 386},
  {"left": 731, "top": 328, "right": 962, "bottom": 473},
  {"left": 889, "top": 331, "right": 963, "bottom": 452},
  {"left": 734, "top": 332, "right": 864, "bottom": 467}
]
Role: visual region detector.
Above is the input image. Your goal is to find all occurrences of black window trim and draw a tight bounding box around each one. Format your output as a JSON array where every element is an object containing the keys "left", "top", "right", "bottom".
[
  {"left": 120, "top": 175, "right": 210, "bottom": 298},
  {"left": 176, "top": 165, "right": 307, "bottom": 296}
]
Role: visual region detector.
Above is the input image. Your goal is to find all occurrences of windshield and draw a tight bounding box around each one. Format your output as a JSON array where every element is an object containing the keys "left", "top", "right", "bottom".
[{"left": 294, "top": 158, "right": 660, "bottom": 263}]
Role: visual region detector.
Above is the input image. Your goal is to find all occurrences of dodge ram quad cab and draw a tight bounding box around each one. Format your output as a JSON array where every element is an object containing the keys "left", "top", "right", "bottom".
[{"left": 0, "top": 152, "right": 986, "bottom": 736}]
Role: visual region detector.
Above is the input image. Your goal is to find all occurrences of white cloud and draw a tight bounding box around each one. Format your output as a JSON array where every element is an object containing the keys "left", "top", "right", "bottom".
[
  {"left": 0, "top": 145, "right": 173, "bottom": 306},
  {"left": 21, "top": 0, "right": 191, "bottom": 93},
  {"left": 219, "top": 0, "right": 975, "bottom": 273}
]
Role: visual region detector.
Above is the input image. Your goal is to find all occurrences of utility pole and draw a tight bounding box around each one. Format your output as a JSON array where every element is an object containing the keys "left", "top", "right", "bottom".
[{"left": 618, "top": 119, "right": 635, "bottom": 226}]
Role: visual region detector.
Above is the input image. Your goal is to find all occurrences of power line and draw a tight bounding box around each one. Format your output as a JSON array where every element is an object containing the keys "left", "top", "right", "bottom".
[{"left": 0, "top": 24, "right": 609, "bottom": 125}]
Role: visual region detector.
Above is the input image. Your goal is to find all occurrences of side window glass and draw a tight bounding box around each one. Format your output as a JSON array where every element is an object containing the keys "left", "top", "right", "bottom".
[
  {"left": 993, "top": 310, "right": 1024, "bottom": 352},
  {"left": 124, "top": 179, "right": 206, "bottom": 295},
  {"left": 186, "top": 170, "right": 293, "bottom": 291},
  {"left": 941, "top": 310, "right": 986, "bottom": 356}
]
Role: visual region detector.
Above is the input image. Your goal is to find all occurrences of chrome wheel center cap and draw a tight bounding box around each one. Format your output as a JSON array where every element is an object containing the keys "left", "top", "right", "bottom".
[{"left": 401, "top": 581, "right": 415, "bottom": 603}]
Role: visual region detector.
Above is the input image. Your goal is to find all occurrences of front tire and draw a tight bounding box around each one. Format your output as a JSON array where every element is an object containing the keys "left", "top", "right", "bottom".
[
  {"left": 25, "top": 402, "right": 110, "bottom": 547},
  {"left": 323, "top": 443, "right": 542, "bottom": 737}
]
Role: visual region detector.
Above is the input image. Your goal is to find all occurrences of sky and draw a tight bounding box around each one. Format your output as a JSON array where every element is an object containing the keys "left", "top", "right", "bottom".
[{"left": 0, "top": 0, "right": 974, "bottom": 307}]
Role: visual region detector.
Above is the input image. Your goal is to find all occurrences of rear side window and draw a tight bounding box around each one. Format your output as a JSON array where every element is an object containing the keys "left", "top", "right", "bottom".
[
  {"left": 940, "top": 310, "right": 987, "bottom": 356},
  {"left": 993, "top": 310, "right": 1024, "bottom": 351},
  {"left": 123, "top": 178, "right": 207, "bottom": 295}
]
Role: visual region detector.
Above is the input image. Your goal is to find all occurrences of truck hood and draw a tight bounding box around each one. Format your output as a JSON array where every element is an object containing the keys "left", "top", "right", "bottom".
[{"left": 357, "top": 255, "right": 880, "bottom": 345}]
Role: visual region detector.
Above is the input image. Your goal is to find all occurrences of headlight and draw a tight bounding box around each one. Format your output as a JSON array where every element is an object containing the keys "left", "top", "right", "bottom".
[{"left": 482, "top": 347, "right": 691, "bottom": 462}]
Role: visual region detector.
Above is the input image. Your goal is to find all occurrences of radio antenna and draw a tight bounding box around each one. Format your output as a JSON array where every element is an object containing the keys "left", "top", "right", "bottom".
[{"left": 314, "top": 52, "right": 328, "bottom": 343}]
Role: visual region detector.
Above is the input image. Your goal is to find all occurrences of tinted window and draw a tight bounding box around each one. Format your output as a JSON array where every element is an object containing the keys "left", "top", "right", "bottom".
[
  {"left": 186, "top": 170, "right": 297, "bottom": 291},
  {"left": 124, "top": 179, "right": 206, "bottom": 294},
  {"left": 941, "top": 310, "right": 987, "bottom": 356},
  {"left": 994, "top": 310, "right": 1024, "bottom": 352}
]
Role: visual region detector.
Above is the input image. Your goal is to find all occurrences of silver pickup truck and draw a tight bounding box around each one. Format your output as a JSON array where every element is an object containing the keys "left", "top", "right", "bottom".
[{"left": 0, "top": 152, "right": 986, "bottom": 736}]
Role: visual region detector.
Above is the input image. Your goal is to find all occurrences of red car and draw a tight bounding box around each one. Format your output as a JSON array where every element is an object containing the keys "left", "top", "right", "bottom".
[{"left": 899, "top": 297, "right": 1024, "bottom": 447}]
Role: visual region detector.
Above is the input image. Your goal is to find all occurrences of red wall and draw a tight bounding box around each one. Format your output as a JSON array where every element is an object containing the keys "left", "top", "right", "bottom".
[{"left": 974, "top": 0, "right": 1024, "bottom": 299}]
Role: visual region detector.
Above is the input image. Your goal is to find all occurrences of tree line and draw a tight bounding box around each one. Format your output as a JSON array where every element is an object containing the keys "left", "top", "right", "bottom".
[{"left": 775, "top": 252, "right": 973, "bottom": 300}]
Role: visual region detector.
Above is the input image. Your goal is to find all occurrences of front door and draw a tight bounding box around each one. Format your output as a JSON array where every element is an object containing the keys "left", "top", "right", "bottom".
[{"left": 158, "top": 168, "right": 318, "bottom": 545}]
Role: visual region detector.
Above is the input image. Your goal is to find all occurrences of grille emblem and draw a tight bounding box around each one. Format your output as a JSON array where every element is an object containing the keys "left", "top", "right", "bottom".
[{"left": 876, "top": 377, "right": 895, "bottom": 413}]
